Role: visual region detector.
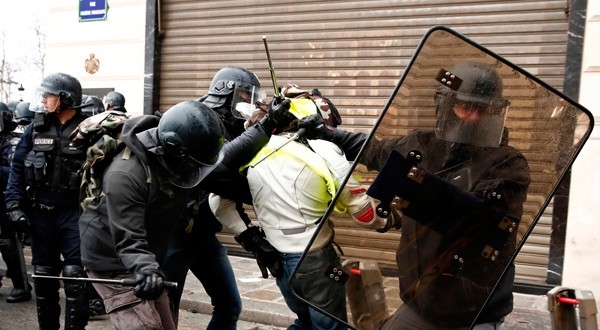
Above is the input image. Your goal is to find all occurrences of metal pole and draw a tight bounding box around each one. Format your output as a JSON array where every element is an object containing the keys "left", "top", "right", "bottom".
[{"left": 32, "top": 274, "right": 178, "bottom": 290}]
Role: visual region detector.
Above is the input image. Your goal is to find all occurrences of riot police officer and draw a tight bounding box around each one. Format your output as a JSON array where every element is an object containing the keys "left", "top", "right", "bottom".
[
  {"left": 80, "top": 94, "right": 105, "bottom": 118},
  {"left": 13, "top": 102, "right": 36, "bottom": 135},
  {"left": 162, "top": 66, "right": 268, "bottom": 328},
  {"left": 5, "top": 73, "right": 90, "bottom": 330},
  {"left": 7, "top": 100, "right": 20, "bottom": 116},
  {"left": 0, "top": 102, "right": 30, "bottom": 303},
  {"left": 78, "top": 98, "right": 294, "bottom": 329},
  {"left": 102, "top": 91, "right": 126, "bottom": 112},
  {"left": 299, "top": 61, "right": 531, "bottom": 329}
]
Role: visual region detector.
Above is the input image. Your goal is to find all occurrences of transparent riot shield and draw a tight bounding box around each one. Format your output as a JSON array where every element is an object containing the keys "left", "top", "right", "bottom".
[{"left": 290, "top": 26, "right": 594, "bottom": 329}]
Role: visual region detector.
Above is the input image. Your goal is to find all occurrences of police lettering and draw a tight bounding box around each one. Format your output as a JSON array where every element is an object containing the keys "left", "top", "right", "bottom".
[{"left": 34, "top": 138, "right": 54, "bottom": 145}]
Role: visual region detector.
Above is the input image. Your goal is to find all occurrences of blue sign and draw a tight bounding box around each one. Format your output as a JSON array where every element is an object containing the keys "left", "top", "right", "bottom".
[{"left": 80, "top": 0, "right": 108, "bottom": 22}]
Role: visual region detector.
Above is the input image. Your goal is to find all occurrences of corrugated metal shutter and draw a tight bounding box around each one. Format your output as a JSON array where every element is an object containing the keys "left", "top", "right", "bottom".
[{"left": 159, "top": 0, "right": 568, "bottom": 284}]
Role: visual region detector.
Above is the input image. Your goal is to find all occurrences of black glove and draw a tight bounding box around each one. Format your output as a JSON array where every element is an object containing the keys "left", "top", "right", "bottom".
[
  {"left": 259, "top": 98, "right": 295, "bottom": 135},
  {"left": 6, "top": 201, "right": 29, "bottom": 233},
  {"left": 235, "top": 226, "right": 282, "bottom": 278},
  {"left": 133, "top": 268, "right": 165, "bottom": 300},
  {"left": 376, "top": 209, "right": 402, "bottom": 233},
  {"left": 297, "top": 113, "right": 335, "bottom": 141}
]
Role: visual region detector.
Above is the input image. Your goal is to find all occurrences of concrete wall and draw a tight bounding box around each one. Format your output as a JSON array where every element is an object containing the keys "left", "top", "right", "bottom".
[
  {"left": 562, "top": 1, "right": 600, "bottom": 298},
  {"left": 45, "top": 0, "right": 146, "bottom": 116}
]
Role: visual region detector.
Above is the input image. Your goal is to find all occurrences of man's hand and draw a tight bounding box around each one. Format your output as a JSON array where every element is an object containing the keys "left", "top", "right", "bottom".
[
  {"left": 133, "top": 268, "right": 165, "bottom": 300},
  {"left": 259, "top": 98, "right": 295, "bottom": 135},
  {"left": 6, "top": 201, "right": 29, "bottom": 233},
  {"left": 235, "top": 226, "right": 282, "bottom": 278},
  {"left": 297, "top": 113, "right": 335, "bottom": 141}
]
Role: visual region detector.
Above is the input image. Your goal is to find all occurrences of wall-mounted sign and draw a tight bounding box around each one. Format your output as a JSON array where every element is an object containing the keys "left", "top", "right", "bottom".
[{"left": 80, "top": 0, "right": 108, "bottom": 22}]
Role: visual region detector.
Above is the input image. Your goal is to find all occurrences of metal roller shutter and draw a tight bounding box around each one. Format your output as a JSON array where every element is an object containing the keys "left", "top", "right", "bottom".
[{"left": 159, "top": 0, "right": 568, "bottom": 284}]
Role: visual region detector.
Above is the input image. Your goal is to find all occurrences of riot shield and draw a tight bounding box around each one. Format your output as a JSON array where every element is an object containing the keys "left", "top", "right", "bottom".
[{"left": 290, "top": 25, "right": 594, "bottom": 329}]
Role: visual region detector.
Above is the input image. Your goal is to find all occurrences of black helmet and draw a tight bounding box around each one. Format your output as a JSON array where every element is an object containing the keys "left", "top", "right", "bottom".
[
  {"left": 6, "top": 101, "right": 19, "bottom": 113},
  {"left": 80, "top": 95, "right": 105, "bottom": 118},
  {"left": 434, "top": 61, "right": 510, "bottom": 147},
  {"left": 14, "top": 102, "right": 35, "bottom": 126},
  {"left": 156, "top": 100, "right": 225, "bottom": 188},
  {"left": 37, "top": 72, "right": 83, "bottom": 111},
  {"left": 103, "top": 91, "right": 126, "bottom": 112},
  {"left": 0, "top": 103, "right": 16, "bottom": 132},
  {"left": 205, "top": 66, "right": 265, "bottom": 119}
]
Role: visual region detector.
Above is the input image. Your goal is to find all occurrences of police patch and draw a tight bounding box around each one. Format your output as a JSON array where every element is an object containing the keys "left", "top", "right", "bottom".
[{"left": 34, "top": 138, "right": 54, "bottom": 145}]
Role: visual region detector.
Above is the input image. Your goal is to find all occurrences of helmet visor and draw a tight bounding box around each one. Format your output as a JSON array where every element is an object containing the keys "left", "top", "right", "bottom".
[
  {"left": 231, "top": 83, "right": 266, "bottom": 119},
  {"left": 30, "top": 88, "right": 59, "bottom": 113},
  {"left": 166, "top": 149, "right": 224, "bottom": 189},
  {"left": 435, "top": 90, "right": 510, "bottom": 147}
]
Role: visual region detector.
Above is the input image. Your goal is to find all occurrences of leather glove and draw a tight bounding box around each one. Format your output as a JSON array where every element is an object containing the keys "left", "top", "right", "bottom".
[
  {"left": 297, "top": 113, "right": 335, "bottom": 141},
  {"left": 6, "top": 201, "right": 29, "bottom": 233},
  {"left": 259, "top": 98, "right": 295, "bottom": 135},
  {"left": 235, "top": 226, "right": 282, "bottom": 278},
  {"left": 133, "top": 268, "right": 165, "bottom": 300},
  {"left": 376, "top": 209, "right": 402, "bottom": 233}
]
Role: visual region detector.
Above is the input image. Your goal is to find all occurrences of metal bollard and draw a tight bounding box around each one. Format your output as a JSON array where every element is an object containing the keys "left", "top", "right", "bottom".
[
  {"left": 576, "top": 290, "right": 598, "bottom": 330},
  {"left": 547, "top": 286, "right": 598, "bottom": 330},
  {"left": 343, "top": 260, "right": 389, "bottom": 330}
]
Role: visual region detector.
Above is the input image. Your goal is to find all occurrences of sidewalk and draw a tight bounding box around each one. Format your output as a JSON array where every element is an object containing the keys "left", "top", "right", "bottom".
[
  {"left": 179, "top": 255, "right": 556, "bottom": 329},
  {"left": 0, "top": 248, "right": 578, "bottom": 329}
]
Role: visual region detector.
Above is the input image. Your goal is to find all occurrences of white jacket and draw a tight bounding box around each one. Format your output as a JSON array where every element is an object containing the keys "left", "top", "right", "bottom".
[{"left": 210, "top": 134, "right": 387, "bottom": 253}]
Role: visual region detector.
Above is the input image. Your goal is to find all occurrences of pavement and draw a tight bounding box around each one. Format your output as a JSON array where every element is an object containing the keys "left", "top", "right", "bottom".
[{"left": 1, "top": 246, "right": 596, "bottom": 329}]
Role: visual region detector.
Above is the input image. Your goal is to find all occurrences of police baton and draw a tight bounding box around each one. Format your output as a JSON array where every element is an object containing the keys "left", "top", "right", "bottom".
[{"left": 32, "top": 274, "right": 178, "bottom": 290}]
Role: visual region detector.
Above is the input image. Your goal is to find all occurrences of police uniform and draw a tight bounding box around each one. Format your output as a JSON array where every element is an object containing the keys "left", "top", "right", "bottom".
[
  {"left": 0, "top": 127, "right": 31, "bottom": 303},
  {"left": 5, "top": 111, "right": 88, "bottom": 329},
  {"left": 78, "top": 101, "right": 276, "bottom": 330},
  {"left": 327, "top": 128, "right": 530, "bottom": 329}
]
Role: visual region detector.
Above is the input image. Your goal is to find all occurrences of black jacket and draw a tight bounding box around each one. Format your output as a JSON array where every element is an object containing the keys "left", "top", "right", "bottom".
[
  {"left": 333, "top": 128, "right": 531, "bottom": 327},
  {"left": 79, "top": 115, "right": 270, "bottom": 274}
]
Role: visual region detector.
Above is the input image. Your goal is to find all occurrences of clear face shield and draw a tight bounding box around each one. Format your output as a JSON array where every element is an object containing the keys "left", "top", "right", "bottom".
[
  {"left": 230, "top": 82, "right": 266, "bottom": 120},
  {"left": 434, "top": 90, "right": 510, "bottom": 147},
  {"left": 30, "top": 88, "right": 59, "bottom": 113}
]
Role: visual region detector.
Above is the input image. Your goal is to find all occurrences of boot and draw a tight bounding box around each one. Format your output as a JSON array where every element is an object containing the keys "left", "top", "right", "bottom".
[
  {"left": 0, "top": 238, "right": 32, "bottom": 303},
  {"left": 7, "top": 283, "right": 33, "bottom": 303}
]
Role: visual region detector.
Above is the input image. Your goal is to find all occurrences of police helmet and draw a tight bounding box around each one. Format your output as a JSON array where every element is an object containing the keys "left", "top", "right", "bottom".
[
  {"left": 36, "top": 73, "right": 83, "bottom": 111},
  {"left": 14, "top": 102, "right": 35, "bottom": 126},
  {"left": 103, "top": 91, "right": 126, "bottom": 112},
  {"left": 80, "top": 95, "right": 105, "bottom": 118},
  {"left": 7, "top": 101, "right": 19, "bottom": 113},
  {"left": 157, "top": 100, "right": 225, "bottom": 188},
  {"left": 205, "top": 67, "right": 265, "bottom": 119},
  {"left": 434, "top": 61, "right": 510, "bottom": 147},
  {"left": 0, "top": 103, "right": 16, "bottom": 132}
]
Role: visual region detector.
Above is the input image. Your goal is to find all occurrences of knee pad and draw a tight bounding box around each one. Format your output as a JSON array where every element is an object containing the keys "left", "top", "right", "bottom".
[
  {"left": 63, "top": 265, "right": 85, "bottom": 297},
  {"left": 34, "top": 265, "right": 61, "bottom": 296}
]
